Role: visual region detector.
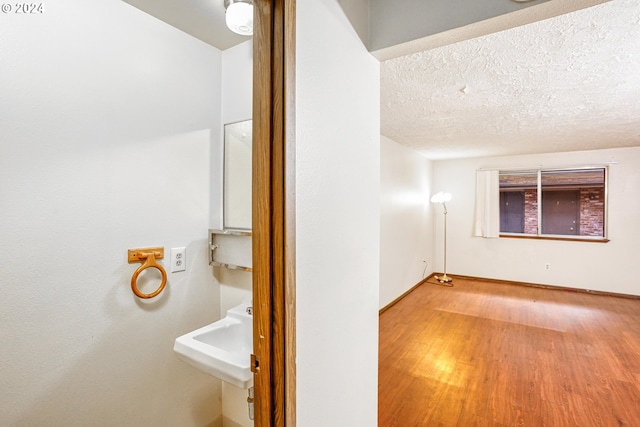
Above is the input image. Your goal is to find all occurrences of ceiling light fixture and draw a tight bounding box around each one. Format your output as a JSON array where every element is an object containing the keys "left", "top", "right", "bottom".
[{"left": 224, "top": 0, "right": 253, "bottom": 36}]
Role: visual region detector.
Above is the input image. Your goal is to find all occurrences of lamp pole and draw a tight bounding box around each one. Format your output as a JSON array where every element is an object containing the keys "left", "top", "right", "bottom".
[
  {"left": 437, "top": 201, "right": 452, "bottom": 283},
  {"left": 431, "top": 192, "right": 453, "bottom": 284}
]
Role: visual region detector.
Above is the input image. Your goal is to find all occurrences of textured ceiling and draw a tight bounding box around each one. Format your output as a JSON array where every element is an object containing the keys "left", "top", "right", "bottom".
[{"left": 381, "top": 0, "right": 640, "bottom": 160}]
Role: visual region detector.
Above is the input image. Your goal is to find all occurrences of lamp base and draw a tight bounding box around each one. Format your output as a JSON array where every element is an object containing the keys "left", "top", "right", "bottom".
[{"left": 435, "top": 274, "right": 453, "bottom": 283}]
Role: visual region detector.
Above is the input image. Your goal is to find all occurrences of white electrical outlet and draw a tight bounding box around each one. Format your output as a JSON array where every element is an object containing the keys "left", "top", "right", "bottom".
[
  {"left": 171, "top": 247, "right": 186, "bottom": 272},
  {"left": 544, "top": 263, "right": 551, "bottom": 271}
]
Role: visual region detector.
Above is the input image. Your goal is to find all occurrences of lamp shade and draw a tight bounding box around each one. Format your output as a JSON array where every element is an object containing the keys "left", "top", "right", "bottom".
[
  {"left": 430, "top": 192, "right": 452, "bottom": 204},
  {"left": 226, "top": 1, "right": 253, "bottom": 35}
]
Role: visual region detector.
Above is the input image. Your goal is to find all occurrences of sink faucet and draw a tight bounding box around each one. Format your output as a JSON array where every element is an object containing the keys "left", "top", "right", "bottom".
[{"left": 246, "top": 306, "right": 253, "bottom": 315}]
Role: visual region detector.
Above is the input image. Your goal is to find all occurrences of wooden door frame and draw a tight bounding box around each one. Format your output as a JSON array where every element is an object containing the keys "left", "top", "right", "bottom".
[{"left": 252, "top": 0, "right": 296, "bottom": 425}]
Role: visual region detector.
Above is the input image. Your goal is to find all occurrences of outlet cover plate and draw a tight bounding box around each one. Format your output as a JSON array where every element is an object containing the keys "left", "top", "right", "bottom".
[{"left": 171, "top": 247, "right": 186, "bottom": 272}]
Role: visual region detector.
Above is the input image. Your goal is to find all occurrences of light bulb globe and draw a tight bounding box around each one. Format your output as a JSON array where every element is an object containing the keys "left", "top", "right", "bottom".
[
  {"left": 430, "top": 192, "right": 452, "bottom": 204},
  {"left": 226, "top": 2, "right": 253, "bottom": 36}
]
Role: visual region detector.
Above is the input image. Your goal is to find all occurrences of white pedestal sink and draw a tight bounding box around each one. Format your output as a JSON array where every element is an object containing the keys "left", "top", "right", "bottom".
[{"left": 173, "top": 302, "right": 253, "bottom": 388}]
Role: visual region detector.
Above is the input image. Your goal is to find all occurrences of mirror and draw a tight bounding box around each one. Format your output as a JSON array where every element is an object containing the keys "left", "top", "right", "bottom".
[{"left": 223, "top": 119, "right": 253, "bottom": 229}]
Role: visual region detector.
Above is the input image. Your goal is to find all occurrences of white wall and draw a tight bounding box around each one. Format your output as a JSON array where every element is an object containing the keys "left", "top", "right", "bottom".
[
  {"left": 296, "top": 1, "right": 380, "bottom": 426},
  {"left": 218, "top": 40, "right": 254, "bottom": 317},
  {"left": 222, "top": 41, "right": 254, "bottom": 126},
  {"left": 379, "top": 136, "right": 434, "bottom": 308},
  {"left": 432, "top": 146, "right": 640, "bottom": 296},
  {"left": 219, "top": 40, "right": 254, "bottom": 427},
  {"left": 212, "top": 40, "right": 254, "bottom": 231},
  {"left": 0, "top": 1, "right": 224, "bottom": 425}
]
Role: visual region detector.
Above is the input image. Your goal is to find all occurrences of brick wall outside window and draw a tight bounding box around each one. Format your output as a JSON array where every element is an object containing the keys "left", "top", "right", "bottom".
[
  {"left": 524, "top": 190, "right": 538, "bottom": 234},
  {"left": 579, "top": 187, "right": 605, "bottom": 236}
]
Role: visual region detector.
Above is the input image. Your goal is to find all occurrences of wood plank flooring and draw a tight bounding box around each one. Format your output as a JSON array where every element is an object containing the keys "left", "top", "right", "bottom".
[{"left": 378, "top": 277, "right": 640, "bottom": 427}]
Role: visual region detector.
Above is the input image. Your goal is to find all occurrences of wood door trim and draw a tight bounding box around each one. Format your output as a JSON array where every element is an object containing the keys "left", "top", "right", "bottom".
[
  {"left": 282, "top": 0, "right": 297, "bottom": 424},
  {"left": 252, "top": 0, "right": 296, "bottom": 425}
]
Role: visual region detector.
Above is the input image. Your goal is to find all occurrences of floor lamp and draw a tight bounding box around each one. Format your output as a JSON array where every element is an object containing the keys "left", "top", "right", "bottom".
[{"left": 431, "top": 192, "right": 453, "bottom": 283}]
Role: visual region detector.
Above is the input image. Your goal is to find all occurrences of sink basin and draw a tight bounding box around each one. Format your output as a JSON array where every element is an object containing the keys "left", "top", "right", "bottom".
[{"left": 173, "top": 302, "right": 253, "bottom": 388}]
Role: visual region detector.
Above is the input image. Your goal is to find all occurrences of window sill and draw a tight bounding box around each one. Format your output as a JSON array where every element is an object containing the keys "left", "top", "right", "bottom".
[{"left": 499, "top": 233, "right": 610, "bottom": 243}]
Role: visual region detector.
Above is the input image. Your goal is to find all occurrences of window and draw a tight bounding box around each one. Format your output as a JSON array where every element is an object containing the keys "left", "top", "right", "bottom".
[{"left": 499, "top": 167, "right": 607, "bottom": 240}]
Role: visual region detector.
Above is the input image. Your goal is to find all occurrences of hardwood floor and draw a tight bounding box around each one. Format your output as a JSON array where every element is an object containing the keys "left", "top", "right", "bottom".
[{"left": 378, "top": 277, "right": 640, "bottom": 427}]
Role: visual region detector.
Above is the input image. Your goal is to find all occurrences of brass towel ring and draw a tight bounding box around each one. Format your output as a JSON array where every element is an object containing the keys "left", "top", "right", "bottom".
[{"left": 128, "top": 248, "right": 167, "bottom": 299}]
